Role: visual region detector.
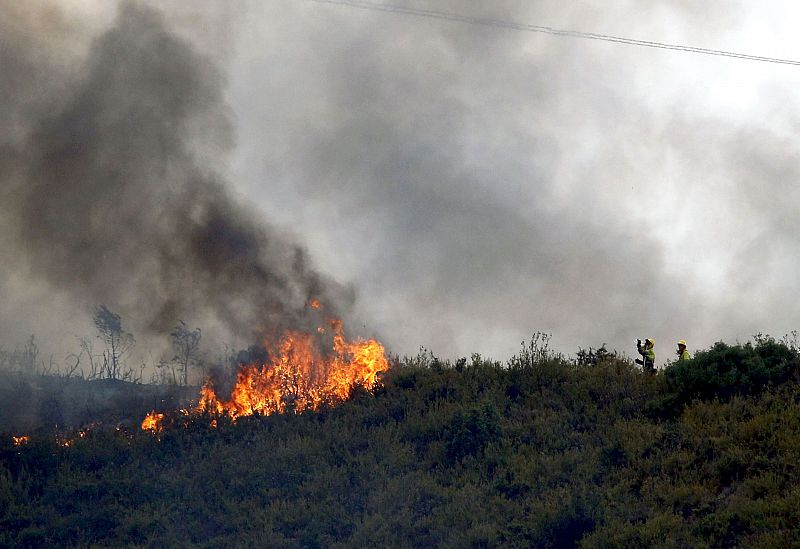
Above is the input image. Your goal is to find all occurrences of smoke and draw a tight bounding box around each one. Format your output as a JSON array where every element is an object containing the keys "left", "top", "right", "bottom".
[
  {"left": 228, "top": 0, "right": 800, "bottom": 359},
  {"left": 0, "top": 1, "right": 353, "bottom": 352},
  {"left": 2, "top": 0, "right": 799, "bottom": 366}
]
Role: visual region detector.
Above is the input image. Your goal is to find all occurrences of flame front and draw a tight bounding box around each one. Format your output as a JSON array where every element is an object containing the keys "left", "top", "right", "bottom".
[
  {"left": 197, "top": 320, "right": 389, "bottom": 420},
  {"left": 141, "top": 411, "right": 165, "bottom": 432}
]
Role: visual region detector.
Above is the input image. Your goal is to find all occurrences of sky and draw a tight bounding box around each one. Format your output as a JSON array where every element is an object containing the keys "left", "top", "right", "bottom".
[{"left": 2, "top": 0, "right": 800, "bottom": 367}]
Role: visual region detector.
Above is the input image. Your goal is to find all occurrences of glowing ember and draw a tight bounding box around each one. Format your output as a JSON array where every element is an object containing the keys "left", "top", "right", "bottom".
[
  {"left": 197, "top": 320, "right": 389, "bottom": 420},
  {"left": 141, "top": 411, "right": 166, "bottom": 433},
  {"left": 12, "top": 435, "right": 30, "bottom": 446},
  {"left": 56, "top": 425, "right": 97, "bottom": 447}
]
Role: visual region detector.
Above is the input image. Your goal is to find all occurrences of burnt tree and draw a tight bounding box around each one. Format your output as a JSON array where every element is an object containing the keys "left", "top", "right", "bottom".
[
  {"left": 93, "top": 305, "right": 134, "bottom": 380},
  {"left": 171, "top": 321, "right": 201, "bottom": 386}
]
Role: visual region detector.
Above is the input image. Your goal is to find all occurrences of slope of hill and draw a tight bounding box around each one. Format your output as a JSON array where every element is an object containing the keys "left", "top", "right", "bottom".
[
  {"left": 0, "top": 371, "right": 196, "bottom": 432},
  {"left": 1, "top": 336, "right": 799, "bottom": 547}
]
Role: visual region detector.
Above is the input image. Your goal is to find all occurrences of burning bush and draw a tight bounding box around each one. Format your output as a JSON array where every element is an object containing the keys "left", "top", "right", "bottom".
[{"left": 142, "top": 320, "right": 389, "bottom": 431}]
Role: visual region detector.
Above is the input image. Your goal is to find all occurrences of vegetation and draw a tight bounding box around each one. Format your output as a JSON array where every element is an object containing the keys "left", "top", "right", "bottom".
[
  {"left": 92, "top": 305, "right": 136, "bottom": 382},
  {"left": 1, "top": 334, "right": 799, "bottom": 547},
  {"left": 168, "top": 321, "right": 203, "bottom": 387}
]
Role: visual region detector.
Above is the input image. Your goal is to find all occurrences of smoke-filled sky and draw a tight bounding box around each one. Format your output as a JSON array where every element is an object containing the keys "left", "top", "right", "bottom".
[{"left": 2, "top": 0, "right": 800, "bottom": 365}]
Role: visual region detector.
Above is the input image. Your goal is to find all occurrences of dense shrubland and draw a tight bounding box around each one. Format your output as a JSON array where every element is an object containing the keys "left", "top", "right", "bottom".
[{"left": 1, "top": 334, "right": 799, "bottom": 547}]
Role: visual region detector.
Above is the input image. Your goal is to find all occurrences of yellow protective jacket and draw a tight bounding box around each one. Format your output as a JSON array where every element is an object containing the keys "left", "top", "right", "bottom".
[
  {"left": 638, "top": 346, "right": 655, "bottom": 368},
  {"left": 677, "top": 349, "right": 691, "bottom": 361}
]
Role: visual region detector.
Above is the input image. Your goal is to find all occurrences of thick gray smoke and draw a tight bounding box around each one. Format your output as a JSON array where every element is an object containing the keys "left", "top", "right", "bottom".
[
  {"left": 0, "top": 1, "right": 353, "bottom": 350},
  {"left": 228, "top": 0, "right": 800, "bottom": 360},
  {"left": 3, "top": 0, "right": 799, "bottom": 366}
]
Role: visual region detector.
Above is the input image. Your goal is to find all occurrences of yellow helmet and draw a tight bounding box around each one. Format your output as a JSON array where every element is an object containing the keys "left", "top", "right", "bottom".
[
  {"left": 646, "top": 338, "right": 655, "bottom": 346},
  {"left": 677, "top": 339, "right": 686, "bottom": 347}
]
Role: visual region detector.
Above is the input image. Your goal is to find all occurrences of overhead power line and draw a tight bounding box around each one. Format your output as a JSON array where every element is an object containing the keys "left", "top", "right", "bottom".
[{"left": 309, "top": 0, "right": 800, "bottom": 67}]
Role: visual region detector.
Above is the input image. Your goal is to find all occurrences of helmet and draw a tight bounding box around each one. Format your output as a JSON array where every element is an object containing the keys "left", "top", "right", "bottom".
[
  {"left": 646, "top": 338, "right": 655, "bottom": 346},
  {"left": 677, "top": 339, "right": 686, "bottom": 347}
]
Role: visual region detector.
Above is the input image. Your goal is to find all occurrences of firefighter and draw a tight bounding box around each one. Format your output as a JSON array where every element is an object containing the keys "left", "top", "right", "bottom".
[
  {"left": 676, "top": 340, "right": 691, "bottom": 361},
  {"left": 636, "top": 338, "right": 656, "bottom": 373}
]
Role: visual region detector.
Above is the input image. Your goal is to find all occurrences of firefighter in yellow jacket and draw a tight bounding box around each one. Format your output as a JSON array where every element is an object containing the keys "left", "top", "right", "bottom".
[
  {"left": 636, "top": 338, "right": 656, "bottom": 373},
  {"left": 676, "top": 340, "right": 691, "bottom": 361}
]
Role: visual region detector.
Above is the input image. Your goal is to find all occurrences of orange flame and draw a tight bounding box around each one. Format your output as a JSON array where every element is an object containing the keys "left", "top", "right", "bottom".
[
  {"left": 141, "top": 411, "right": 166, "bottom": 433},
  {"left": 142, "top": 320, "right": 389, "bottom": 431},
  {"left": 197, "top": 320, "right": 388, "bottom": 421},
  {"left": 12, "top": 435, "right": 30, "bottom": 446}
]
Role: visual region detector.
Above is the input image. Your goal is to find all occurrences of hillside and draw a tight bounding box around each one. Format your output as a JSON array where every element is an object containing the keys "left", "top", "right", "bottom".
[
  {"left": 2, "top": 336, "right": 800, "bottom": 547},
  {"left": 0, "top": 372, "right": 195, "bottom": 433}
]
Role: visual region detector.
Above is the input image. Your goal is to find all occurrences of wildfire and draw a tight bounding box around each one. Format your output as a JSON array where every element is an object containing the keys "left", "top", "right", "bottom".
[
  {"left": 197, "top": 320, "right": 388, "bottom": 420},
  {"left": 12, "top": 435, "right": 30, "bottom": 446},
  {"left": 142, "top": 317, "right": 389, "bottom": 431},
  {"left": 141, "top": 411, "right": 166, "bottom": 433},
  {"left": 58, "top": 425, "right": 96, "bottom": 447}
]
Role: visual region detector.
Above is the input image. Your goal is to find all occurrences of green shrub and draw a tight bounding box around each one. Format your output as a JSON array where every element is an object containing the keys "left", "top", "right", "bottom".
[
  {"left": 445, "top": 404, "right": 503, "bottom": 461},
  {"left": 2, "top": 334, "right": 800, "bottom": 547},
  {"left": 664, "top": 337, "right": 799, "bottom": 409}
]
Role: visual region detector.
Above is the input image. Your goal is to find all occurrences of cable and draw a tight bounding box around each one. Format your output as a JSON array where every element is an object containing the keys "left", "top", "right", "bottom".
[{"left": 309, "top": 0, "right": 800, "bottom": 67}]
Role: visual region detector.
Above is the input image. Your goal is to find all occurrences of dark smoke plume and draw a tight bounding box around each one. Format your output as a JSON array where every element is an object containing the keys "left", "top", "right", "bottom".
[{"left": 1, "top": 2, "right": 352, "bottom": 345}]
